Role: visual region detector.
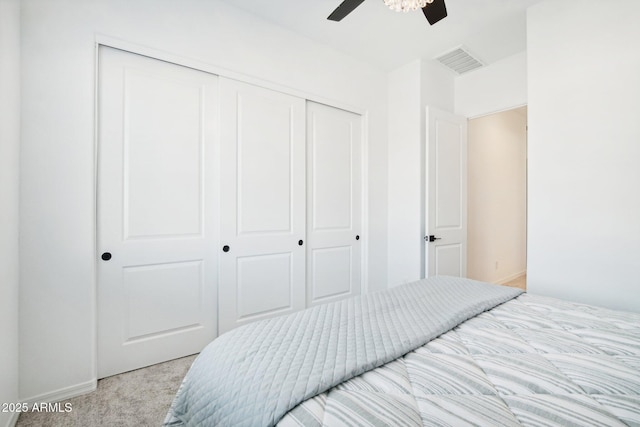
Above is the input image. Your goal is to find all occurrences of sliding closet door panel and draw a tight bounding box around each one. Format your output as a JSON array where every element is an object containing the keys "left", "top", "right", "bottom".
[
  {"left": 307, "top": 102, "right": 362, "bottom": 306},
  {"left": 219, "top": 78, "right": 305, "bottom": 334},
  {"left": 97, "top": 47, "right": 218, "bottom": 378}
]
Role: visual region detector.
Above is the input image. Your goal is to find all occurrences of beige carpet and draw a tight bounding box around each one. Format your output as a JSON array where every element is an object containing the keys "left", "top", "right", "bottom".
[{"left": 16, "top": 355, "right": 196, "bottom": 427}]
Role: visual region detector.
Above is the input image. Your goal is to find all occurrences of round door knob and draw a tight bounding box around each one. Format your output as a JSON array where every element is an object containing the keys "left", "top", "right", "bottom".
[
  {"left": 355, "top": 235, "right": 360, "bottom": 240},
  {"left": 222, "top": 245, "right": 230, "bottom": 253},
  {"left": 101, "top": 252, "right": 112, "bottom": 261},
  {"left": 298, "top": 240, "right": 304, "bottom": 246}
]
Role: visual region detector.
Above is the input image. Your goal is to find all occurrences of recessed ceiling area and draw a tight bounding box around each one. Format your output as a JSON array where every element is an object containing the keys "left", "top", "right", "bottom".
[{"left": 219, "top": 0, "right": 544, "bottom": 71}]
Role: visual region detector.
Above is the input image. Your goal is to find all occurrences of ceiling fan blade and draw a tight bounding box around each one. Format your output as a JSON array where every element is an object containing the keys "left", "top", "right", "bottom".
[
  {"left": 422, "top": 0, "right": 447, "bottom": 25},
  {"left": 327, "top": 0, "right": 366, "bottom": 21}
]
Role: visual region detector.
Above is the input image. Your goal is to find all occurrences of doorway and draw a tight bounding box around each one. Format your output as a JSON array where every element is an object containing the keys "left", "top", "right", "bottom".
[{"left": 466, "top": 106, "right": 527, "bottom": 289}]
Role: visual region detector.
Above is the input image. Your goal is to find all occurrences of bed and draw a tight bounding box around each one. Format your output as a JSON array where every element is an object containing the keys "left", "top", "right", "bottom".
[{"left": 164, "top": 276, "right": 640, "bottom": 426}]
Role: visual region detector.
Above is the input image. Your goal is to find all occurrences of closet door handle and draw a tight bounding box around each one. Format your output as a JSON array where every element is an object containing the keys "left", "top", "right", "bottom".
[
  {"left": 101, "top": 252, "right": 112, "bottom": 261},
  {"left": 355, "top": 235, "right": 360, "bottom": 240},
  {"left": 222, "top": 245, "right": 230, "bottom": 253},
  {"left": 298, "top": 240, "right": 304, "bottom": 246}
]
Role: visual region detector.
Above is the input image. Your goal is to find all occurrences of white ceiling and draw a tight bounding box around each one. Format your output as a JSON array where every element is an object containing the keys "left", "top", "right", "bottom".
[{"left": 219, "top": 0, "right": 544, "bottom": 71}]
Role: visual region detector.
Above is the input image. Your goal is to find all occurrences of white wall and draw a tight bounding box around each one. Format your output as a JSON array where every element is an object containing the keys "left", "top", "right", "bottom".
[
  {"left": 527, "top": 0, "right": 640, "bottom": 312},
  {"left": 387, "top": 59, "right": 454, "bottom": 286},
  {"left": 455, "top": 51, "right": 527, "bottom": 118},
  {"left": 421, "top": 60, "right": 455, "bottom": 113},
  {"left": 387, "top": 61, "right": 422, "bottom": 286},
  {"left": 467, "top": 108, "right": 527, "bottom": 284},
  {"left": 19, "top": 0, "right": 388, "bottom": 401},
  {"left": 0, "top": 0, "right": 21, "bottom": 426}
]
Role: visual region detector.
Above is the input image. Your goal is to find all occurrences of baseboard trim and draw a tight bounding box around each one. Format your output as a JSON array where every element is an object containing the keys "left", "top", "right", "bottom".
[
  {"left": 21, "top": 379, "right": 96, "bottom": 405},
  {"left": 2, "top": 411, "right": 19, "bottom": 427},
  {"left": 496, "top": 271, "right": 526, "bottom": 285}
]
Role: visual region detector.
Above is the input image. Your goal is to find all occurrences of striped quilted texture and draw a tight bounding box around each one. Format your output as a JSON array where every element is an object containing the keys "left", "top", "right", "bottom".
[
  {"left": 164, "top": 277, "right": 521, "bottom": 426},
  {"left": 279, "top": 293, "right": 640, "bottom": 427}
]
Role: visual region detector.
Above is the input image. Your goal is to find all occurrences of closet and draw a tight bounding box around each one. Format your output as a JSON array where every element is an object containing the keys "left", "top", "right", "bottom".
[
  {"left": 97, "top": 47, "right": 363, "bottom": 377},
  {"left": 218, "top": 78, "right": 362, "bottom": 333}
]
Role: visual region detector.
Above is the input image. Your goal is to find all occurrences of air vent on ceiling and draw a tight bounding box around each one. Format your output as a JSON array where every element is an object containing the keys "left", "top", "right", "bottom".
[{"left": 435, "top": 47, "right": 483, "bottom": 75}]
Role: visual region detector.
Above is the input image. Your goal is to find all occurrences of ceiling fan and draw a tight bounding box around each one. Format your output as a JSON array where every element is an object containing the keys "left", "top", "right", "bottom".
[{"left": 328, "top": 0, "right": 448, "bottom": 25}]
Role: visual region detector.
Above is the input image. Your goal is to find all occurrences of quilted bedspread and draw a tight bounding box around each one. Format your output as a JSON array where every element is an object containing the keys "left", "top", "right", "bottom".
[
  {"left": 164, "top": 276, "right": 522, "bottom": 426},
  {"left": 279, "top": 292, "right": 640, "bottom": 427}
]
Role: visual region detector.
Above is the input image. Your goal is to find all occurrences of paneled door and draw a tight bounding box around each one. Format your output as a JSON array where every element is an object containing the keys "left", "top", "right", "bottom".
[
  {"left": 218, "top": 78, "right": 306, "bottom": 334},
  {"left": 425, "top": 107, "right": 468, "bottom": 277},
  {"left": 306, "top": 102, "right": 362, "bottom": 306},
  {"left": 97, "top": 47, "right": 218, "bottom": 378}
]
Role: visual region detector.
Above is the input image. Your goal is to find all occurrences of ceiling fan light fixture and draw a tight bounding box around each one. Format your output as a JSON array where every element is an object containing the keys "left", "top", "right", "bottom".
[{"left": 384, "top": 0, "right": 434, "bottom": 13}]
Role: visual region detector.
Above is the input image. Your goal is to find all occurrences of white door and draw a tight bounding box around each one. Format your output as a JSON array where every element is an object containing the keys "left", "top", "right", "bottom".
[
  {"left": 97, "top": 47, "right": 218, "bottom": 378},
  {"left": 218, "top": 78, "right": 306, "bottom": 334},
  {"left": 425, "top": 107, "right": 468, "bottom": 277},
  {"left": 306, "top": 102, "right": 362, "bottom": 306}
]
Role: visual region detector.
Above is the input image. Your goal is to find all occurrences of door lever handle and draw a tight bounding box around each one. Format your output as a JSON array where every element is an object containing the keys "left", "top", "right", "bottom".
[{"left": 425, "top": 235, "right": 441, "bottom": 242}]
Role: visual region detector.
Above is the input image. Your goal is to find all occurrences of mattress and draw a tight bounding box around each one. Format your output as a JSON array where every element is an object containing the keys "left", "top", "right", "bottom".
[{"left": 165, "top": 277, "right": 640, "bottom": 426}]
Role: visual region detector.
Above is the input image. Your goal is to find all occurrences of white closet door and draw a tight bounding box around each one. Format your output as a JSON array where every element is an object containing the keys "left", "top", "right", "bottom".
[
  {"left": 306, "top": 102, "right": 362, "bottom": 306},
  {"left": 218, "top": 78, "right": 306, "bottom": 334},
  {"left": 97, "top": 47, "right": 218, "bottom": 378}
]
